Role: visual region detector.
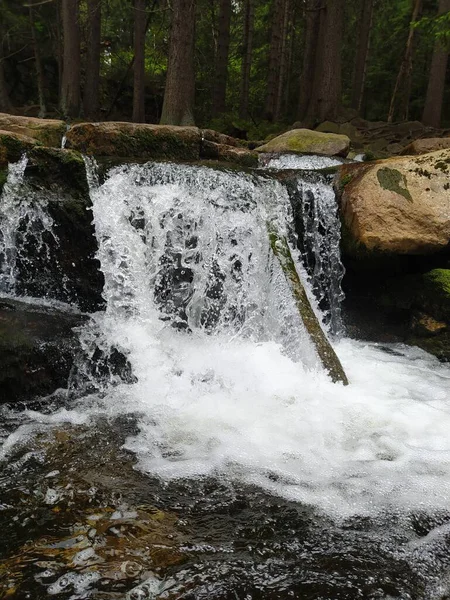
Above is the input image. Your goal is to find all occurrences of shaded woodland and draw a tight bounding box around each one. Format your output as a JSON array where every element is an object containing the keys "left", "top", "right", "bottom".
[{"left": 0, "top": 0, "right": 449, "bottom": 136}]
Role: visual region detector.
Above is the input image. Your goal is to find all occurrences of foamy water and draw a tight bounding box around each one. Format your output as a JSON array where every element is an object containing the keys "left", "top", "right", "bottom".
[{"left": 2, "top": 160, "right": 449, "bottom": 520}]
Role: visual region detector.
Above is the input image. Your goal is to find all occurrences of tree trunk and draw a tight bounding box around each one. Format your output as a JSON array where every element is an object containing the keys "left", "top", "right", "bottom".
[
  {"left": 388, "top": 0, "right": 422, "bottom": 123},
  {"left": 84, "top": 0, "right": 102, "bottom": 120},
  {"left": 274, "top": 0, "right": 290, "bottom": 121},
  {"left": 265, "top": 0, "right": 285, "bottom": 121},
  {"left": 132, "top": 0, "right": 146, "bottom": 123},
  {"left": 351, "top": 0, "right": 374, "bottom": 113},
  {"left": 56, "top": 0, "right": 63, "bottom": 99},
  {"left": 160, "top": 0, "right": 196, "bottom": 125},
  {"left": 297, "top": 0, "right": 324, "bottom": 122},
  {"left": 306, "top": 0, "right": 344, "bottom": 123},
  {"left": 239, "top": 0, "right": 254, "bottom": 119},
  {"left": 29, "top": 7, "right": 47, "bottom": 118},
  {"left": 422, "top": 0, "right": 450, "bottom": 128},
  {"left": 212, "top": 0, "right": 232, "bottom": 116},
  {"left": 0, "top": 21, "right": 12, "bottom": 113},
  {"left": 60, "top": 0, "right": 81, "bottom": 118}
]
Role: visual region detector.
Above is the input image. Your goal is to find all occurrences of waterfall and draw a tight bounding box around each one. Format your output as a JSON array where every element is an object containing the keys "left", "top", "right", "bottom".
[
  {"left": 259, "top": 154, "right": 346, "bottom": 334},
  {"left": 84, "top": 160, "right": 321, "bottom": 366},
  {"left": 295, "top": 173, "right": 346, "bottom": 334},
  {"left": 2, "top": 156, "right": 450, "bottom": 600},
  {"left": 0, "top": 155, "right": 59, "bottom": 297},
  {"left": 1, "top": 157, "right": 450, "bottom": 517}
]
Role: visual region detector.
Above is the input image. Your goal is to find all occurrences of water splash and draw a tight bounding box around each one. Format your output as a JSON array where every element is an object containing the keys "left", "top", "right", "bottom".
[
  {"left": 84, "top": 160, "right": 319, "bottom": 364},
  {"left": 0, "top": 155, "right": 59, "bottom": 295},
  {"left": 259, "top": 153, "right": 343, "bottom": 170},
  {"left": 295, "top": 174, "right": 346, "bottom": 334}
]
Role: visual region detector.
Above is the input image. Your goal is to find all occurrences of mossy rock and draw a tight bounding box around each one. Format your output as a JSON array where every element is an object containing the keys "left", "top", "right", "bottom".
[
  {"left": 0, "top": 112, "right": 65, "bottom": 147},
  {"left": 26, "top": 146, "right": 88, "bottom": 199},
  {"left": 336, "top": 150, "right": 450, "bottom": 256},
  {"left": 66, "top": 122, "right": 202, "bottom": 161},
  {"left": 0, "top": 129, "right": 39, "bottom": 167},
  {"left": 255, "top": 128, "right": 350, "bottom": 157}
]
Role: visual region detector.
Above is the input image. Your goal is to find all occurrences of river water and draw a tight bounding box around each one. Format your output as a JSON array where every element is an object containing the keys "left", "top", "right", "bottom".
[{"left": 0, "top": 156, "right": 450, "bottom": 599}]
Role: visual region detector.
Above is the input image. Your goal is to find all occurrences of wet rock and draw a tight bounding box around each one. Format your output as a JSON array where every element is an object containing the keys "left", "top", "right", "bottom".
[
  {"left": 336, "top": 149, "right": 450, "bottom": 256},
  {"left": 0, "top": 112, "right": 65, "bottom": 147},
  {"left": 66, "top": 122, "right": 202, "bottom": 161},
  {"left": 0, "top": 422, "right": 188, "bottom": 598},
  {"left": 255, "top": 128, "right": 350, "bottom": 157},
  {"left": 0, "top": 298, "right": 83, "bottom": 403},
  {"left": 0, "top": 130, "right": 38, "bottom": 167},
  {"left": 360, "top": 268, "right": 450, "bottom": 361},
  {"left": 200, "top": 140, "right": 258, "bottom": 167},
  {"left": 201, "top": 129, "right": 240, "bottom": 147},
  {"left": 25, "top": 147, "right": 89, "bottom": 200},
  {"left": 9, "top": 154, "right": 104, "bottom": 312},
  {"left": 401, "top": 137, "right": 450, "bottom": 155}
]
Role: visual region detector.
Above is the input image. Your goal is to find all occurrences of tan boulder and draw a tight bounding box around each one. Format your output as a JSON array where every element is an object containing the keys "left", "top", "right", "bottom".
[
  {"left": 255, "top": 128, "right": 350, "bottom": 157},
  {"left": 0, "top": 112, "right": 65, "bottom": 147},
  {"left": 400, "top": 137, "right": 450, "bottom": 155},
  {"left": 336, "top": 149, "right": 450, "bottom": 254},
  {"left": 66, "top": 121, "right": 202, "bottom": 161}
]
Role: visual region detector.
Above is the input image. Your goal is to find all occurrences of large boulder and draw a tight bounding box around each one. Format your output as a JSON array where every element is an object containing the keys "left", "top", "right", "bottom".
[
  {"left": 66, "top": 121, "right": 202, "bottom": 161},
  {"left": 255, "top": 128, "right": 350, "bottom": 157},
  {"left": 0, "top": 112, "right": 65, "bottom": 147},
  {"left": 400, "top": 137, "right": 450, "bottom": 156},
  {"left": 336, "top": 149, "right": 450, "bottom": 255}
]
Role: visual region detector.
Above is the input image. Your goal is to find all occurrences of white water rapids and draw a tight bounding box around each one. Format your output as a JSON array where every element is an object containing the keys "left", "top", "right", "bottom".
[{"left": 1, "top": 157, "right": 450, "bottom": 520}]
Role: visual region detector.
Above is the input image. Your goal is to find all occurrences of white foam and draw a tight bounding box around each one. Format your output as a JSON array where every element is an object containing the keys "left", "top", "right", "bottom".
[
  {"left": 2, "top": 160, "right": 450, "bottom": 520},
  {"left": 259, "top": 153, "right": 343, "bottom": 170}
]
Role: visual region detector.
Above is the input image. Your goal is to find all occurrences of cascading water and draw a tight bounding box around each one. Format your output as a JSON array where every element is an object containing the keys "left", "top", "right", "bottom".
[
  {"left": 260, "top": 153, "right": 346, "bottom": 334},
  {"left": 0, "top": 154, "right": 63, "bottom": 299},
  {"left": 293, "top": 173, "right": 345, "bottom": 334},
  {"left": 1, "top": 157, "right": 450, "bottom": 600}
]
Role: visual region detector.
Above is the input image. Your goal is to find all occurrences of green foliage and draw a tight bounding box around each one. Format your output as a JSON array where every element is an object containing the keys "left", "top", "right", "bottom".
[{"left": 0, "top": 0, "right": 448, "bottom": 129}]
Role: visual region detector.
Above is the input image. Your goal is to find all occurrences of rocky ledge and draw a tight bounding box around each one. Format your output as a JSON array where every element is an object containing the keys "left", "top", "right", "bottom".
[{"left": 0, "top": 298, "right": 83, "bottom": 403}]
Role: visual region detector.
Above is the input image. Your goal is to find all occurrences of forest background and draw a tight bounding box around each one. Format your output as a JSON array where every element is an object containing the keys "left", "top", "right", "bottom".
[{"left": 0, "top": 0, "right": 449, "bottom": 140}]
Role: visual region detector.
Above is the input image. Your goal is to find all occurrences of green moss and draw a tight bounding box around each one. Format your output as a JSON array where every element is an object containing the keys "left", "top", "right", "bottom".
[
  {"left": 27, "top": 147, "right": 89, "bottom": 199},
  {"left": 376, "top": 167, "right": 413, "bottom": 202},
  {"left": 268, "top": 224, "right": 348, "bottom": 385},
  {"left": 435, "top": 161, "right": 448, "bottom": 172},
  {"left": 0, "top": 133, "right": 38, "bottom": 162},
  {"left": 339, "top": 173, "right": 353, "bottom": 191},
  {"left": 116, "top": 129, "right": 200, "bottom": 161}
]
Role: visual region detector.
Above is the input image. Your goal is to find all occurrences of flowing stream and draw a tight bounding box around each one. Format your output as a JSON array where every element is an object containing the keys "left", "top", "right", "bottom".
[{"left": 1, "top": 156, "right": 450, "bottom": 599}]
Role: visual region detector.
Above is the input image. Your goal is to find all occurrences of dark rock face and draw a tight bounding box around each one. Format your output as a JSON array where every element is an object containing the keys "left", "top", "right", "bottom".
[
  {"left": 0, "top": 298, "right": 83, "bottom": 403},
  {"left": 1, "top": 148, "right": 104, "bottom": 312}
]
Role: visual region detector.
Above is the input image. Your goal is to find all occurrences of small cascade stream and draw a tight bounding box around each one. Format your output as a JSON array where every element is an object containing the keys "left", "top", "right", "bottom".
[{"left": 1, "top": 155, "right": 450, "bottom": 599}]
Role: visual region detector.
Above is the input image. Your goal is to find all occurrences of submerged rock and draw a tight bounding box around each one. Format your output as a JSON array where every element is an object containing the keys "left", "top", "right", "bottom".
[
  {"left": 0, "top": 421, "right": 188, "bottom": 598},
  {"left": 0, "top": 112, "right": 65, "bottom": 147},
  {"left": 336, "top": 149, "right": 450, "bottom": 256},
  {"left": 0, "top": 298, "right": 83, "bottom": 403},
  {"left": 255, "top": 128, "right": 350, "bottom": 157}
]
